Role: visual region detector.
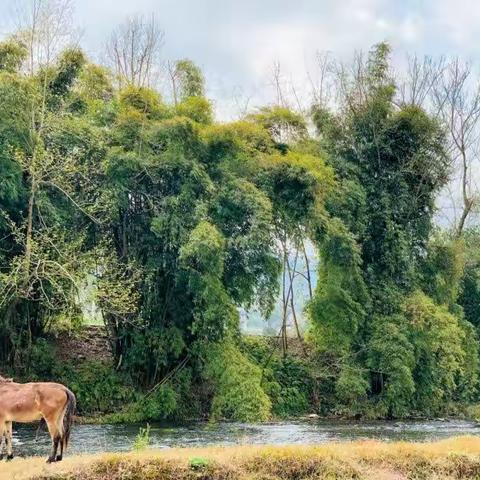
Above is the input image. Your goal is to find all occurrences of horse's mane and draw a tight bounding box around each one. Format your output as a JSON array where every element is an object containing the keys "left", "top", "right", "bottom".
[{"left": 0, "top": 375, "right": 13, "bottom": 383}]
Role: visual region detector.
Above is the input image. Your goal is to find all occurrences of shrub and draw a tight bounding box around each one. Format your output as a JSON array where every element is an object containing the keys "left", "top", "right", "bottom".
[
  {"left": 133, "top": 424, "right": 151, "bottom": 451},
  {"left": 242, "top": 337, "right": 314, "bottom": 418},
  {"left": 204, "top": 342, "right": 272, "bottom": 421},
  {"left": 64, "top": 360, "right": 137, "bottom": 415}
]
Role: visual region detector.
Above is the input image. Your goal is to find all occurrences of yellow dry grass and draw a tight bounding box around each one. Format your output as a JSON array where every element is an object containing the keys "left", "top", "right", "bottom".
[{"left": 2, "top": 436, "right": 480, "bottom": 479}]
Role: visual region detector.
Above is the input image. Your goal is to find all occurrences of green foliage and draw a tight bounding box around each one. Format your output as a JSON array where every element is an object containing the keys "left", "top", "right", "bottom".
[
  {"left": 27, "top": 338, "right": 58, "bottom": 380},
  {"left": 76, "top": 64, "right": 113, "bottom": 101},
  {"left": 250, "top": 106, "right": 307, "bottom": 146},
  {"left": 309, "top": 218, "right": 367, "bottom": 354},
  {"left": 422, "top": 235, "right": 465, "bottom": 306},
  {"left": 367, "top": 315, "right": 416, "bottom": 417},
  {"left": 189, "top": 457, "right": 209, "bottom": 470},
  {"left": 176, "top": 96, "right": 213, "bottom": 124},
  {"left": 133, "top": 424, "right": 151, "bottom": 451},
  {"left": 269, "top": 356, "right": 311, "bottom": 417},
  {"left": 66, "top": 361, "right": 138, "bottom": 414},
  {"left": 241, "top": 336, "right": 314, "bottom": 418},
  {"left": 119, "top": 85, "right": 168, "bottom": 119},
  {"left": 180, "top": 221, "right": 225, "bottom": 275},
  {"left": 172, "top": 59, "right": 206, "bottom": 100},
  {"left": 406, "top": 291, "right": 477, "bottom": 413},
  {"left": 460, "top": 266, "right": 480, "bottom": 328},
  {"left": 14, "top": 338, "right": 139, "bottom": 417},
  {"left": 102, "top": 381, "right": 187, "bottom": 424},
  {"left": 49, "top": 48, "right": 86, "bottom": 99},
  {"left": 213, "top": 179, "right": 280, "bottom": 315},
  {"left": 180, "top": 221, "right": 238, "bottom": 342},
  {"left": 0, "top": 39, "right": 27, "bottom": 73},
  {"left": 363, "top": 292, "right": 479, "bottom": 417},
  {"left": 465, "top": 403, "right": 480, "bottom": 421},
  {"left": 458, "top": 229, "right": 480, "bottom": 329},
  {"left": 1, "top": 38, "right": 479, "bottom": 424},
  {"left": 136, "top": 386, "right": 178, "bottom": 421},
  {"left": 204, "top": 342, "right": 272, "bottom": 421},
  {"left": 307, "top": 42, "right": 468, "bottom": 419},
  {"left": 335, "top": 366, "right": 369, "bottom": 407}
]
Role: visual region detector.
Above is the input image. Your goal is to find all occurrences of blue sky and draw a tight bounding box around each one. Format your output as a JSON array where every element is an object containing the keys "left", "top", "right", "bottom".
[{"left": 2, "top": 0, "right": 480, "bottom": 119}]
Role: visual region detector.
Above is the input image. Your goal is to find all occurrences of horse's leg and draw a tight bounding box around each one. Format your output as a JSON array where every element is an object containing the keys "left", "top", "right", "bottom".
[
  {"left": 0, "top": 420, "right": 5, "bottom": 460},
  {"left": 5, "top": 422, "right": 13, "bottom": 461},
  {"left": 44, "top": 416, "right": 60, "bottom": 464},
  {"left": 55, "top": 413, "right": 65, "bottom": 462},
  {"left": 56, "top": 434, "right": 64, "bottom": 462}
]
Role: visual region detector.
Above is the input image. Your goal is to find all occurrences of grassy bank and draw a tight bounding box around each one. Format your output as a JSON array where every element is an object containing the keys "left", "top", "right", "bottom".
[{"left": 4, "top": 437, "right": 480, "bottom": 480}]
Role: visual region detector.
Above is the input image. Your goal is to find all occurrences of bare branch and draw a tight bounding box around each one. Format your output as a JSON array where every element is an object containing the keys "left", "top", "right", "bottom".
[{"left": 105, "top": 13, "right": 164, "bottom": 88}]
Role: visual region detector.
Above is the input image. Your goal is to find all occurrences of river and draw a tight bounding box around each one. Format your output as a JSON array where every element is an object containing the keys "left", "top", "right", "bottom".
[{"left": 10, "top": 419, "right": 480, "bottom": 457}]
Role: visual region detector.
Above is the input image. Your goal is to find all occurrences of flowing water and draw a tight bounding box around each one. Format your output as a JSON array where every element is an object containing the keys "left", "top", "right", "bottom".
[{"left": 11, "top": 419, "right": 480, "bottom": 457}]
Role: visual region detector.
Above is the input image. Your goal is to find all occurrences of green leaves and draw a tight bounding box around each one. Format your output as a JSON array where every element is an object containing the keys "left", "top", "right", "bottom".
[
  {"left": 48, "top": 48, "right": 86, "bottom": 99},
  {"left": 213, "top": 179, "right": 279, "bottom": 314},
  {"left": 176, "top": 96, "right": 213, "bottom": 125},
  {"left": 406, "top": 292, "right": 475, "bottom": 413},
  {"left": 0, "top": 39, "right": 27, "bottom": 73},
  {"left": 171, "top": 59, "right": 206, "bottom": 101},
  {"left": 306, "top": 42, "right": 472, "bottom": 418},
  {"left": 180, "top": 221, "right": 225, "bottom": 276},
  {"left": 2, "top": 38, "right": 478, "bottom": 422},
  {"left": 204, "top": 342, "right": 272, "bottom": 421},
  {"left": 249, "top": 106, "right": 307, "bottom": 146}
]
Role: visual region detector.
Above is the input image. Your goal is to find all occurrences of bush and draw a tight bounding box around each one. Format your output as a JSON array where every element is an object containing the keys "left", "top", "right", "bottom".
[
  {"left": 28, "top": 338, "right": 58, "bottom": 380},
  {"left": 102, "top": 384, "right": 179, "bottom": 424},
  {"left": 335, "top": 366, "right": 369, "bottom": 406},
  {"left": 63, "top": 360, "right": 138, "bottom": 415},
  {"left": 241, "top": 336, "right": 314, "bottom": 418},
  {"left": 204, "top": 342, "right": 272, "bottom": 421},
  {"left": 133, "top": 424, "right": 151, "bottom": 451}
]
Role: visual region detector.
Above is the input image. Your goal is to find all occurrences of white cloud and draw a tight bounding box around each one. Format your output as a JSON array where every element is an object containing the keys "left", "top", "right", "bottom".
[
  {"left": 429, "top": 0, "right": 480, "bottom": 50},
  {"left": 1, "top": 0, "right": 479, "bottom": 112}
]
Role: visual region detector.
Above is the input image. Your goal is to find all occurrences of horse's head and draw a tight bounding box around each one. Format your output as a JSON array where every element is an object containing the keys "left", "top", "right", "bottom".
[{"left": 0, "top": 374, "right": 13, "bottom": 383}]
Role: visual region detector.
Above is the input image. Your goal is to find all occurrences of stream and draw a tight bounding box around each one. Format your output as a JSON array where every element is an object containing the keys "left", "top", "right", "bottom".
[{"left": 10, "top": 419, "right": 480, "bottom": 457}]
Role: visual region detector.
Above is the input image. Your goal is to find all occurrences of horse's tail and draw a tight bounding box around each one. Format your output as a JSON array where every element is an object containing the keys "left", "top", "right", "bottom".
[{"left": 62, "top": 388, "right": 76, "bottom": 452}]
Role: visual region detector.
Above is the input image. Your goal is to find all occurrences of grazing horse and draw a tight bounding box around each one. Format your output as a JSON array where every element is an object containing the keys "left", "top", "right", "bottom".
[{"left": 0, "top": 375, "right": 76, "bottom": 463}]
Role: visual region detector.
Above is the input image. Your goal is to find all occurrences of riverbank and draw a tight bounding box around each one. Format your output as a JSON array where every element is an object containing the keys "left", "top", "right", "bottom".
[
  {"left": 12, "top": 331, "right": 480, "bottom": 424},
  {"left": 4, "top": 436, "right": 480, "bottom": 480}
]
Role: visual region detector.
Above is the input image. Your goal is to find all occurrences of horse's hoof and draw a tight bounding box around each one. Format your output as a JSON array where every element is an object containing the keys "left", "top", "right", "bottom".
[
  {"left": 0, "top": 454, "right": 4, "bottom": 461},
  {"left": 55, "top": 455, "right": 63, "bottom": 462},
  {"left": 46, "top": 457, "right": 56, "bottom": 464},
  {"left": 6, "top": 454, "right": 13, "bottom": 462}
]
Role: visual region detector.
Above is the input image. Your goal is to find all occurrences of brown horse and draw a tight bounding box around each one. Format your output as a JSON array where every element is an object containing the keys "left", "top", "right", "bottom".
[{"left": 0, "top": 375, "right": 76, "bottom": 463}]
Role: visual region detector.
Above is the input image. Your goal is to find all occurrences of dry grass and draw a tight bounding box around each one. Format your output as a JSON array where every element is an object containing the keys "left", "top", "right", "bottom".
[{"left": 3, "top": 436, "right": 480, "bottom": 480}]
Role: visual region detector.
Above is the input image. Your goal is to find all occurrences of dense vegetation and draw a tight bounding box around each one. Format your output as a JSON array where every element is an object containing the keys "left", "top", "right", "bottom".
[{"left": 0, "top": 28, "right": 479, "bottom": 422}]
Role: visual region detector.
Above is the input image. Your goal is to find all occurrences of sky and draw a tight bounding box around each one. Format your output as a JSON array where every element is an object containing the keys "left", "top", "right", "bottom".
[
  {"left": 0, "top": 0, "right": 479, "bottom": 228},
  {"left": 3, "top": 0, "right": 480, "bottom": 120}
]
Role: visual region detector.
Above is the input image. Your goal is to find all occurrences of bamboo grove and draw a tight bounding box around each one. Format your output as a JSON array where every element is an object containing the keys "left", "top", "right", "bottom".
[{"left": 0, "top": 33, "right": 480, "bottom": 420}]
